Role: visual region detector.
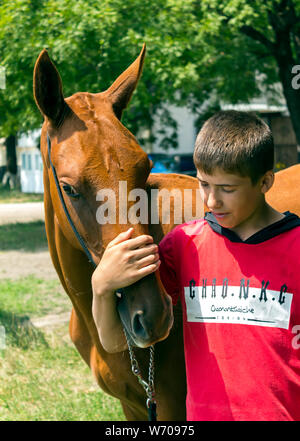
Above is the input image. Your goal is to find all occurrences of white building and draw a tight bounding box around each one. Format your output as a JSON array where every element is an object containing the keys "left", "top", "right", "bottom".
[
  {"left": 150, "top": 105, "right": 197, "bottom": 155},
  {"left": 18, "top": 130, "right": 43, "bottom": 193},
  {"left": 0, "top": 130, "right": 43, "bottom": 193}
]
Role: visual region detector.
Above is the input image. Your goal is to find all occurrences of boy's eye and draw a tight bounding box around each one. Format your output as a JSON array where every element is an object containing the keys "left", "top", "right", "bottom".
[{"left": 198, "top": 181, "right": 236, "bottom": 193}]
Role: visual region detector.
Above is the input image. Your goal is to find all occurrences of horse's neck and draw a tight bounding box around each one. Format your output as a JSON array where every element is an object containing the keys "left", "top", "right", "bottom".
[{"left": 146, "top": 173, "right": 199, "bottom": 242}]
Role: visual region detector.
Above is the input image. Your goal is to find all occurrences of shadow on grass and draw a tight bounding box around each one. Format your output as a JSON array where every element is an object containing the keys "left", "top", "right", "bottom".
[
  {"left": 0, "top": 184, "right": 44, "bottom": 203},
  {"left": 0, "top": 221, "right": 48, "bottom": 252},
  {"left": 0, "top": 309, "right": 49, "bottom": 350}
]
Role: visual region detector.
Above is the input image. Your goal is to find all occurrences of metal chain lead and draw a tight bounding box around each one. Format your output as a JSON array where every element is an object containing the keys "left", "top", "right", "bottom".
[{"left": 123, "top": 327, "right": 156, "bottom": 407}]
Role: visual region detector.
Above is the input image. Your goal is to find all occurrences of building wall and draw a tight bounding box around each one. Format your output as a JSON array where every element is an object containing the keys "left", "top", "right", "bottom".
[
  {"left": 19, "top": 146, "right": 43, "bottom": 193},
  {"left": 148, "top": 103, "right": 299, "bottom": 170},
  {"left": 150, "top": 105, "right": 197, "bottom": 154},
  {"left": 0, "top": 139, "right": 5, "bottom": 167},
  {"left": 0, "top": 139, "right": 5, "bottom": 181},
  {"left": 0, "top": 130, "right": 44, "bottom": 193},
  {"left": 18, "top": 129, "right": 43, "bottom": 193}
]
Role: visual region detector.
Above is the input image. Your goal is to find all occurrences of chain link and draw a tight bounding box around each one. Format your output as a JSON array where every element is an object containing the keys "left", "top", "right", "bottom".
[{"left": 123, "top": 327, "right": 156, "bottom": 406}]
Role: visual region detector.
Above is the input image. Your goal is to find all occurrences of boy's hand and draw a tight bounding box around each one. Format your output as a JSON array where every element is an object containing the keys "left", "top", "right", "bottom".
[{"left": 91, "top": 228, "right": 160, "bottom": 296}]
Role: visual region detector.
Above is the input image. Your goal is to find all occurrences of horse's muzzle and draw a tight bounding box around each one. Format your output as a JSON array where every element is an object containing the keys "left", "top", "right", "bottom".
[{"left": 117, "top": 277, "right": 174, "bottom": 348}]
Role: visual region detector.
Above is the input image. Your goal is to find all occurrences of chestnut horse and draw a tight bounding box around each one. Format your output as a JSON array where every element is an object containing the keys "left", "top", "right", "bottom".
[
  {"left": 33, "top": 45, "right": 201, "bottom": 421},
  {"left": 33, "top": 45, "right": 300, "bottom": 421}
]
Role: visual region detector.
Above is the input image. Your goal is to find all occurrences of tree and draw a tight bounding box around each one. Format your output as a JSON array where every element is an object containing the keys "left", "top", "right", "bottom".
[
  {"left": 238, "top": 0, "right": 300, "bottom": 145},
  {"left": 0, "top": 0, "right": 203, "bottom": 159},
  {"left": 0, "top": 0, "right": 46, "bottom": 186},
  {"left": 188, "top": 0, "right": 300, "bottom": 144},
  {"left": 0, "top": 0, "right": 300, "bottom": 183}
]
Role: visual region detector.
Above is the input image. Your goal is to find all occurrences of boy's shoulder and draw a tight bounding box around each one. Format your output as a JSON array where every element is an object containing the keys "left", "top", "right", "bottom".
[
  {"left": 205, "top": 210, "right": 300, "bottom": 245},
  {"left": 158, "top": 218, "right": 210, "bottom": 260},
  {"left": 163, "top": 211, "right": 300, "bottom": 245},
  {"left": 159, "top": 218, "right": 210, "bottom": 249},
  {"left": 168, "top": 217, "right": 208, "bottom": 237}
]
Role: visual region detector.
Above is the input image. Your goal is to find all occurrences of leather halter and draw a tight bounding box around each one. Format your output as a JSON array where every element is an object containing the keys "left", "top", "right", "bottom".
[
  {"left": 47, "top": 133, "right": 157, "bottom": 421},
  {"left": 47, "top": 134, "right": 97, "bottom": 269}
]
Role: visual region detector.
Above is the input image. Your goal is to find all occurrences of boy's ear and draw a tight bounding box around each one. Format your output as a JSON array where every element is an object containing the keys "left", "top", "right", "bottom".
[{"left": 260, "top": 170, "right": 275, "bottom": 193}]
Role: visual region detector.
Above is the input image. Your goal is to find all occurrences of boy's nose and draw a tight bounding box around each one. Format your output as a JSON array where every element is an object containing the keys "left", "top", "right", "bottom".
[{"left": 206, "top": 191, "right": 222, "bottom": 210}]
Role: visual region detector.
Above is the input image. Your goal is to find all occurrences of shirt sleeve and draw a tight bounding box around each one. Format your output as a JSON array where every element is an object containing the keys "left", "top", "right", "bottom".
[{"left": 158, "top": 228, "right": 180, "bottom": 305}]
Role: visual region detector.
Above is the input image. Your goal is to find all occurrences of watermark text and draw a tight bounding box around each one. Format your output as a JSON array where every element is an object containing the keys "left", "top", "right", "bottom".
[
  {"left": 291, "top": 65, "right": 300, "bottom": 90},
  {"left": 95, "top": 181, "right": 204, "bottom": 225}
]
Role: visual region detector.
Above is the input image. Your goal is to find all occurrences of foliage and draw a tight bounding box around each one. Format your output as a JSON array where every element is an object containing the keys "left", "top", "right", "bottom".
[
  {"left": 0, "top": 0, "right": 203, "bottom": 149},
  {"left": 0, "top": 0, "right": 300, "bottom": 148}
]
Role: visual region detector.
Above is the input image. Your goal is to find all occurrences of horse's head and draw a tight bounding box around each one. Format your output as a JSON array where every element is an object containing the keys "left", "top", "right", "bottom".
[{"left": 33, "top": 46, "right": 173, "bottom": 348}]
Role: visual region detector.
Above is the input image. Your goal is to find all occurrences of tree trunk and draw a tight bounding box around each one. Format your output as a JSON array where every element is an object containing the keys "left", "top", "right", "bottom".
[
  {"left": 2, "top": 135, "right": 18, "bottom": 190},
  {"left": 271, "top": 15, "right": 300, "bottom": 146},
  {"left": 5, "top": 135, "right": 17, "bottom": 174},
  {"left": 276, "top": 58, "right": 300, "bottom": 146},
  {"left": 240, "top": 2, "right": 300, "bottom": 146}
]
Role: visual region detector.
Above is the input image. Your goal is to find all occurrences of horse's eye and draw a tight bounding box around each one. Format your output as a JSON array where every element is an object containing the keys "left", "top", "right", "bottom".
[{"left": 62, "top": 184, "right": 80, "bottom": 199}]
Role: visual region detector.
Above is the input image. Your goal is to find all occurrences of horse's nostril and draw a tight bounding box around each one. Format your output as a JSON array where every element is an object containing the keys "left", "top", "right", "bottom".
[{"left": 132, "top": 311, "right": 150, "bottom": 340}]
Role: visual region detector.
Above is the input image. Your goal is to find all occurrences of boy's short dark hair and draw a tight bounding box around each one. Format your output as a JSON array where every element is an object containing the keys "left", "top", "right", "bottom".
[{"left": 193, "top": 110, "right": 274, "bottom": 184}]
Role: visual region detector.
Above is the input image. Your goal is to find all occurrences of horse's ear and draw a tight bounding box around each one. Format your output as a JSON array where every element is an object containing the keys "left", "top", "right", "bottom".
[
  {"left": 105, "top": 44, "right": 146, "bottom": 120},
  {"left": 33, "top": 49, "right": 70, "bottom": 128}
]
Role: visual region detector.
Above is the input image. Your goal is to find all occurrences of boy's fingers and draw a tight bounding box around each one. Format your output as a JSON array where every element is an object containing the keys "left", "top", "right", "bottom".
[
  {"left": 131, "top": 243, "right": 158, "bottom": 260},
  {"left": 136, "top": 254, "right": 160, "bottom": 269},
  {"left": 136, "top": 260, "right": 161, "bottom": 277},
  {"left": 125, "top": 234, "right": 154, "bottom": 250},
  {"left": 107, "top": 228, "right": 134, "bottom": 248},
  {"left": 106, "top": 230, "right": 155, "bottom": 252}
]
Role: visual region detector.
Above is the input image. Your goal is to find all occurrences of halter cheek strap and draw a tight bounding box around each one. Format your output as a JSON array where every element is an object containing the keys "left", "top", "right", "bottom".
[
  {"left": 47, "top": 133, "right": 97, "bottom": 269},
  {"left": 47, "top": 133, "right": 157, "bottom": 421}
]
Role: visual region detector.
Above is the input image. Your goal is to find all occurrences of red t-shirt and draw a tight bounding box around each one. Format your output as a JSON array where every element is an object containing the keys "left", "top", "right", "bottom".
[{"left": 158, "top": 213, "right": 300, "bottom": 421}]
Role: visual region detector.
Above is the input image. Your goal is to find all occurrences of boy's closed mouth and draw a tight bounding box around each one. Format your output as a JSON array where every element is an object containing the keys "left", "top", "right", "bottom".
[{"left": 212, "top": 212, "right": 230, "bottom": 218}]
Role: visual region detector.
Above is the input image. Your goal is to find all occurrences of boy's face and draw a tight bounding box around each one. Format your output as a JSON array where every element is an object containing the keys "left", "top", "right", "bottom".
[{"left": 197, "top": 167, "right": 270, "bottom": 231}]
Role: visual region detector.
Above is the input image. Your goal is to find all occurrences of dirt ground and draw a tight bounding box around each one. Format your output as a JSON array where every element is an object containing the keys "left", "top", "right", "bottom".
[
  {"left": 0, "top": 202, "right": 53, "bottom": 279},
  {"left": 0, "top": 200, "right": 73, "bottom": 334},
  {"left": 0, "top": 202, "right": 44, "bottom": 225},
  {"left": 0, "top": 248, "right": 71, "bottom": 328},
  {"left": 0, "top": 249, "right": 58, "bottom": 280},
  {"left": 0, "top": 203, "right": 71, "bottom": 328}
]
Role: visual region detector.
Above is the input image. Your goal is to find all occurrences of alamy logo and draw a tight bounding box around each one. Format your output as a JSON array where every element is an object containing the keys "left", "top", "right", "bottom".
[
  {"left": 292, "top": 65, "right": 300, "bottom": 90},
  {"left": 185, "top": 278, "right": 293, "bottom": 330},
  {"left": 95, "top": 181, "right": 204, "bottom": 225}
]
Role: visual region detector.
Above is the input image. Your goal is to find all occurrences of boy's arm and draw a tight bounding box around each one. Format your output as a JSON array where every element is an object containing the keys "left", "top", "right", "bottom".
[
  {"left": 158, "top": 227, "right": 181, "bottom": 305},
  {"left": 91, "top": 228, "right": 160, "bottom": 353},
  {"left": 92, "top": 286, "right": 126, "bottom": 353}
]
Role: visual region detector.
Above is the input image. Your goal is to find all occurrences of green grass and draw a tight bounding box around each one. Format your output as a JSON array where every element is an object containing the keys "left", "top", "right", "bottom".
[
  {"left": 0, "top": 221, "right": 48, "bottom": 251},
  {"left": 0, "top": 276, "right": 125, "bottom": 421},
  {"left": 0, "top": 184, "right": 44, "bottom": 204},
  {"left": 0, "top": 221, "right": 126, "bottom": 420},
  {"left": 0, "top": 276, "right": 70, "bottom": 317},
  {"left": 0, "top": 342, "right": 125, "bottom": 421}
]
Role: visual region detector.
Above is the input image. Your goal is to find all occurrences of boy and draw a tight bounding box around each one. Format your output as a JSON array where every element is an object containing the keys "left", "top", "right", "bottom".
[{"left": 92, "top": 110, "right": 300, "bottom": 421}]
